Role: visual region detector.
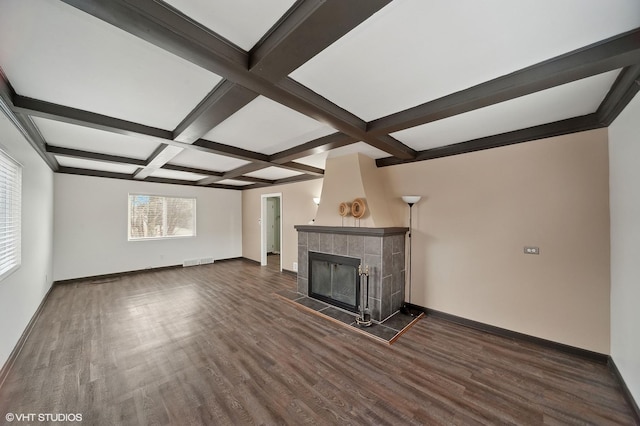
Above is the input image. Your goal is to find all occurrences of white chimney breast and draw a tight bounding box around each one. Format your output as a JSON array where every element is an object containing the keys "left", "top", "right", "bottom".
[{"left": 315, "top": 153, "right": 398, "bottom": 227}]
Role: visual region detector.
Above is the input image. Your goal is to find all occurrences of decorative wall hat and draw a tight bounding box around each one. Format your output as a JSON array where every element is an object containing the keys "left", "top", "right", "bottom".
[
  {"left": 351, "top": 198, "right": 366, "bottom": 219},
  {"left": 338, "top": 202, "right": 351, "bottom": 217}
]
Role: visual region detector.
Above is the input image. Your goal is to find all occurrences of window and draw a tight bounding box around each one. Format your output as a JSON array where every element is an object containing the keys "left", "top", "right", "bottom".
[
  {"left": 0, "top": 148, "right": 22, "bottom": 280},
  {"left": 128, "top": 194, "right": 196, "bottom": 240}
]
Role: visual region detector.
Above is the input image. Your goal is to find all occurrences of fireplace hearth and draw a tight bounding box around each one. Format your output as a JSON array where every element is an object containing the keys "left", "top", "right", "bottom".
[{"left": 296, "top": 226, "right": 408, "bottom": 322}]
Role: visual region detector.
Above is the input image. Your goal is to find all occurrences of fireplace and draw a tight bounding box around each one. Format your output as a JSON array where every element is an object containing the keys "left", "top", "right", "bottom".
[
  {"left": 295, "top": 226, "right": 408, "bottom": 322},
  {"left": 309, "top": 252, "right": 360, "bottom": 312}
]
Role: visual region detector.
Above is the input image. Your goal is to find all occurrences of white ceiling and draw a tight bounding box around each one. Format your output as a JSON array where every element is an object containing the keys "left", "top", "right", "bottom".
[
  {"left": 1, "top": 0, "right": 639, "bottom": 189},
  {"left": 168, "top": 149, "right": 249, "bottom": 173},
  {"left": 290, "top": 0, "right": 640, "bottom": 121},
  {"left": 162, "top": 0, "right": 296, "bottom": 51},
  {"left": 244, "top": 167, "right": 302, "bottom": 181},
  {"left": 0, "top": 0, "right": 222, "bottom": 130},
  {"left": 393, "top": 70, "right": 620, "bottom": 151},
  {"left": 34, "top": 118, "right": 160, "bottom": 160},
  {"left": 293, "top": 142, "right": 389, "bottom": 170},
  {"left": 149, "top": 168, "right": 207, "bottom": 182},
  {"left": 202, "top": 96, "right": 336, "bottom": 155},
  {"left": 217, "top": 179, "right": 253, "bottom": 187}
]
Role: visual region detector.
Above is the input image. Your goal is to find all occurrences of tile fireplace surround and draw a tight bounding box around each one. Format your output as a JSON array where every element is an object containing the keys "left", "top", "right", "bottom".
[{"left": 295, "top": 226, "right": 408, "bottom": 322}]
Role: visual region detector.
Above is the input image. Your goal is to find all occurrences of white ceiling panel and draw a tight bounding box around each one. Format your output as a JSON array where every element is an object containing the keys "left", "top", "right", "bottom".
[
  {"left": 217, "top": 179, "right": 253, "bottom": 187},
  {"left": 293, "top": 142, "right": 389, "bottom": 170},
  {"left": 55, "top": 157, "right": 139, "bottom": 175},
  {"left": 0, "top": 0, "right": 222, "bottom": 130},
  {"left": 202, "top": 96, "right": 336, "bottom": 155},
  {"left": 33, "top": 118, "right": 160, "bottom": 160},
  {"left": 168, "top": 149, "right": 249, "bottom": 173},
  {"left": 393, "top": 71, "right": 620, "bottom": 151},
  {"left": 290, "top": 0, "right": 640, "bottom": 121},
  {"left": 149, "top": 169, "right": 207, "bottom": 181},
  {"left": 244, "top": 167, "right": 302, "bottom": 180},
  {"left": 162, "top": 0, "right": 296, "bottom": 51}
]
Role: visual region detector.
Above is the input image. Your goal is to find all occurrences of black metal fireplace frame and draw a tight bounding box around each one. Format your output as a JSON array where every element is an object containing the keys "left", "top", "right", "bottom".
[{"left": 308, "top": 251, "right": 361, "bottom": 313}]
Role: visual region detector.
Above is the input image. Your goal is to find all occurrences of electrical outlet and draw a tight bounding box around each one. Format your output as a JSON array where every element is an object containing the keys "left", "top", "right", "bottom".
[
  {"left": 524, "top": 246, "right": 540, "bottom": 255},
  {"left": 292, "top": 262, "right": 298, "bottom": 272}
]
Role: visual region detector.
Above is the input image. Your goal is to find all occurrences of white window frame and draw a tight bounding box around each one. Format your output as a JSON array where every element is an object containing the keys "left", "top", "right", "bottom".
[
  {"left": 0, "top": 147, "right": 22, "bottom": 281},
  {"left": 127, "top": 194, "right": 196, "bottom": 241}
]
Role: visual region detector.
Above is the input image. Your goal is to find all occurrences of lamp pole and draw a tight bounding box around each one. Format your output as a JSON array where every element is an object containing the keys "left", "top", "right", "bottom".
[
  {"left": 407, "top": 201, "right": 414, "bottom": 303},
  {"left": 401, "top": 196, "right": 421, "bottom": 315}
]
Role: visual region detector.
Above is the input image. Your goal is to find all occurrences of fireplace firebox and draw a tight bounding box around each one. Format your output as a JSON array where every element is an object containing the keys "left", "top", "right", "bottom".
[{"left": 309, "top": 252, "right": 360, "bottom": 312}]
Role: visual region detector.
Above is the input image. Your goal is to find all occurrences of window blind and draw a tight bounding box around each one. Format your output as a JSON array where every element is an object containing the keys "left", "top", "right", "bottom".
[{"left": 0, "top": 148, "right": 22, "bottom": 280}]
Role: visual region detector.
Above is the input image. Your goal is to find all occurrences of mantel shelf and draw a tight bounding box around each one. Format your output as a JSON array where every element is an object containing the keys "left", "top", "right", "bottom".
[{"left": 294, "top": 225, "right": 408, "bottom": 237}]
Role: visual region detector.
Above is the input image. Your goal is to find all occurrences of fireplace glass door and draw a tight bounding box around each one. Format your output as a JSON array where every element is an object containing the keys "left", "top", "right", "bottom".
[{"left": 309, "top": 252, "right": 360, "bottom": 312}]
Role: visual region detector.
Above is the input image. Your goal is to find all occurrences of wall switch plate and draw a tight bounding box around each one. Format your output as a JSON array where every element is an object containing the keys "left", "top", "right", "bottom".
[
  {"left": 293, "top": 262, "right": 298, "bottom": 272},
  {"left": 524, "top": 246, "right": 540, "bottom": 255}
]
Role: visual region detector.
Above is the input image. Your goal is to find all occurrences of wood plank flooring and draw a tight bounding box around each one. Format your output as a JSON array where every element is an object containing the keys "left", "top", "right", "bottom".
[{"left": 0, "top": 259, "right": 636, "bottom": 425}]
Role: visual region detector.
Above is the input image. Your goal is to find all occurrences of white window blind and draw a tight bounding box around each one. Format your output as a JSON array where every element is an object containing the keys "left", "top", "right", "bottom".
[
  {"left": 128, "top": 194, "right": 196, "bottom": 240},
  {"left": 0, "top": 148, "right": 22, "bottom": 280}
]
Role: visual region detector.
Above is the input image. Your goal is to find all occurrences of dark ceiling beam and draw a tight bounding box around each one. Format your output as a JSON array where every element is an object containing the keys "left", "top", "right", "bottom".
[
  {"left": 169, "top": 0, "right": 390, "bottom": 151},
  {"left": 196, "top": 160, "right": 323, "bottom": 186},
  {"left": 270, "top": 132, "right": 357, "bottom": 164},
  {"left": 13, "top": 113, "right": 60, "bottom": 170},
  {"left": 240, "top": 173, "right": 323, "bottom": 190},
  {"left": 172, "top": 80, "right": 258, "bottom": 144},
  {"left": 60, "top": 0, "right": 416, "bottom": 160},
  {"left": 368, "top": 27, "right": 640, "bottom": 136},
  {"left": 60, "top": 0, "right": 249, "bottom": 78},
  {"left": 144, "top": 176, "right": 241, "bottom": 190},
  {"left": 197, "top": 162, "right": 269, "bottom": 185},
  {"left": 0, "top": 72, "right": 58, "bottom": 170},
  {"left": 217, "top": 182, "right": 263, "bottom": 190},
  {"left": 201, "top": 161, "right": 323, "bottom": 187},
  {"left": 45, "top": 145, "right": 274, "bottom": 184},
  {"left": 249, "top": 0, "right": 390, "bottom": 82},
  {"left": 276, "top": 78, "right": 416, "bottom": 159},
  {"left": 141, "top": 80, "right": 256, "bottom": 178},
  {"left": 12, "top": 94, "right": 279, "bottom": 163},
  {"left": 191, "top": 139, "right": 270, "bottom": 164},
  {"left": 14, "top": 95, "right": 172, "bottom": 141},
  {"left": 161, "top": 163, "right": 222, "bottom": 177},
  {"left": 134, "top": 144, "right": 184, "bottom": 179},
  {"left": 376, "top": 114, "right": 603, "bottom": 167},
  {"left": 142, "top": 144, "right": 170, "bottom": 168},
  {"left": 158, "top": 164, "right": 272, "bottom": 184},
  {"left": 58, "top": 167, "right": 134, "bottom": 181},
  {"left": 596, "top": 64, "right": 640, "bottom": 126},
  {"left": 191, "top": 139, "right": 324, "bottom": 176},
  {"left": 277, "top": 162, "right": 324, "bottom": 177},
  {"left": 14, "top": 89, "right": 327, "bottom": 178},
  {"left": 46, "top": 145, "right": 146, "bottom": 166},
  {"left": 273, "top": 173, "right": 323, "bottom": 186},
  {"left": 228, "top": 176, "right": 274, "bottom": 185},
  {"left": 57, "top": 166, "right": 243, "bottom": 190},
  {"left": 170, "top": 0, "right": 393, "bottom": 167}
]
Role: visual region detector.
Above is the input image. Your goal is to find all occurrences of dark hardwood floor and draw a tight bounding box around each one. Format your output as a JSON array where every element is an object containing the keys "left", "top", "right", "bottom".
[
  {"left": 267, "top": 253, "right": 281, "bottom": 271},
  {"left": 0, "top": 259, "right": 635, "bottom": 425}
]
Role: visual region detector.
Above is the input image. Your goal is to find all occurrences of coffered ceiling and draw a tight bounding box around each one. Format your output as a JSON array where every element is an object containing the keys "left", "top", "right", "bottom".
[{"left": 1, "top": 0, "right": 639, "bottom": 190}]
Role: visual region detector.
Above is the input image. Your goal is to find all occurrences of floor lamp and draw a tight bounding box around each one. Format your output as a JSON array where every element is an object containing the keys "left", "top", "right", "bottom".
[{"left": 400, "top": 195, "right": 421, "bottom": 316}]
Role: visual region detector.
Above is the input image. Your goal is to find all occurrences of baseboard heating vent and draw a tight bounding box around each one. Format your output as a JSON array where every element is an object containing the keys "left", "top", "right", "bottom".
[
  {"left": 183, "top": 259, "right": 200, "bottom": 267},
  {"left": 200, "top": 258, "right": 215, "bottom": 265}
]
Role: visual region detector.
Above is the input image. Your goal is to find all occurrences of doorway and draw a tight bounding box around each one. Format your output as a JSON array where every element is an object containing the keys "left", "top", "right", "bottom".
[{"left": 261, "top": 193, "right": 282, "bottom": 271}]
